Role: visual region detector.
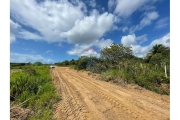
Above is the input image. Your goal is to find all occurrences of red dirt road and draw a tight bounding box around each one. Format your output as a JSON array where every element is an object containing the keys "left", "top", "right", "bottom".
[{"left": 51, "top": 67, "right": 169, "bottom": 120}]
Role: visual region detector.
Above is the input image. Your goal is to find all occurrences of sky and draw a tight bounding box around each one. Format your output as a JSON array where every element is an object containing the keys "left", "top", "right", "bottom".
[{"left": 10, "top": 0, "right": 170, "bottom": 64}]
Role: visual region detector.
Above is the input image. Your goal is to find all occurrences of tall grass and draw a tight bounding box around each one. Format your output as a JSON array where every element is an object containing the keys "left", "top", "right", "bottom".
[
  {"left": 10, "top": 65, "right": 60, "bottom": 119},
  {"left": 100, "top": 62, "right": 170, "bottom": 95}
]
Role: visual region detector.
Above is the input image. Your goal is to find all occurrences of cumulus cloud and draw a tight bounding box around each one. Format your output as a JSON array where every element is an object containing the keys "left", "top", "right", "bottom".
[
  {"left": 129, "top": 11, "right": 159, "bottom": 33},
  {"left": 10, "top": 52, "right": 54, "bottom": 63},
  {"left": 10, "top": 0, "right": 85, "bottom": 42},
  {"left": 67, "top": 44, "right": 98, "bottom": 57},
  {"left": 131, "top": 45, "right": 149, "bottom": 57},
  {"left": 121, "top": 34, "right": 147, "bottom": 47},
  {"left": 61, "top": 12, "right": 115, "bottom": 44},
  {"left": 121, "top": 33, "right": 170, "bottom": 57},
  {"left": 10, "top": 0, "right": 116, "bottom": 46},
  {"left": 136, "top": 34, "right": 147, "bottom": 44},
  {"left": 113, "top": 0, "right": 149, "bottom": 17},
  {"left": 94, "top": 38, "right": 113, "bottom": 49},
  {"left": 121, "top": 34, "right": 136, "bottom": 47},
  {"left": 150, "top": 33, "right": 170, "bottom": 47},
  {"left": 67, "top": 38, "right": 113, "bottom": 56}
]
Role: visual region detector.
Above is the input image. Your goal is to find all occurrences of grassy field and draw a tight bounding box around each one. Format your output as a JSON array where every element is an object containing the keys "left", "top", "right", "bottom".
[{"left": 10, "top": 65, "right": 61, "bottom": 119}]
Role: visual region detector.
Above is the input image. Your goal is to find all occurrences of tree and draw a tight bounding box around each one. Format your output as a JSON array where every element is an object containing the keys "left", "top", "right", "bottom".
[
  {"left": 75, "top": 56, "right": 89, "bottom": 70},
  {"left": 63, "top": 60, "right": 69, "bottom": 66},
  {"left": 69, "top": 59, "right": 76, "bottom": 65},
  {"left": 144, "top": 44, "right": 170, "bottom": 65},
  {"left": 100, "top": 43, "right": 133, "bottom": 68},
  {"left": 34, "top": 62, "right": 42, "bottom": 66}
]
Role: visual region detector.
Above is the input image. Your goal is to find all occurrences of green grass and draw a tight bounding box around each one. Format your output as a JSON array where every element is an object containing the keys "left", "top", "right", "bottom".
[
  {"left": 10, "top": 65, "right": 60, "bottom": 119},
  {"left": 100, "top": 64, "right": 170, "bottom": 95}
]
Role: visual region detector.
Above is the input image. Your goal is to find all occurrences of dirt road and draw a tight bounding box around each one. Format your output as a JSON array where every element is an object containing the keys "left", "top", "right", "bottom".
[{"left": 51, "top": 67, "right": 169, "bottom": 120}]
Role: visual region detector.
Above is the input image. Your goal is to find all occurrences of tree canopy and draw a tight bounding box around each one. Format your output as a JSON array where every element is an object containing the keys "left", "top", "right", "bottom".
[
  {"left": 144, "top": 44, "right": 170, "bottom": 65},
  {"left": 100, "top": 43, "right": 134, "bottom": 66}
]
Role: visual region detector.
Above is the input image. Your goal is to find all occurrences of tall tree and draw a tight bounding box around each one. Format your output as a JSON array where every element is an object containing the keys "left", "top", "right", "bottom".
[
  {"left": 100, "top": 43, "right": 133, "bottom": 68},
  {"left": 144, "top": 44, "right": 170, "bottom": 64}
]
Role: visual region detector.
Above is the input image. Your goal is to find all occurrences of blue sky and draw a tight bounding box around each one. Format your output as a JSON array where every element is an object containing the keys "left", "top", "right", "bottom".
[{"left": 10, "top": 0, "right": 170, "bottom": 64}]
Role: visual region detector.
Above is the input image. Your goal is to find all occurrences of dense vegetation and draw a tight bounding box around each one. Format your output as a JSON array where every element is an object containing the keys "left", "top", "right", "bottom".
[
  {"left": 10, "top": 64, "right": 60, "bottom": 119},
  {"left": 55, "top": 43, "right": 170, "bottom": 95}
]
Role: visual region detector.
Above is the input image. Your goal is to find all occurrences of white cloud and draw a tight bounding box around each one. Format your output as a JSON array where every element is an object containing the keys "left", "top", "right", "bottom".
[
  {"left": 113, "top": 0, "right": 149, "bottom": 17},
  {"left": 108, "top": 0, "right": 116, "bottom": 11},
  {"left": 67, "top": 44, "right": 98, "bottom": 57},
  {"left": 18, "top": 30, "right": 43, "bottom": 40},
  {"left": 10, "top": 34, "right": 16, "bottom": 43},
  {"left": 61, "top": 12, "right": 115, "bottom": 44},
  {"left": 90, "top": 9, "right": 99, "bottom": 16},
  {"left": 10, "top": 20, "right": 21, "bottom": 43},
  {"left": 10, "top": 19, "right": 44, "bottom": 41},
  {"left": 89, "top": 0, "right": 96, "bottom": 8},
  {"left": 122, "top": 27, "right": 128, "bottom": 32},
  {"left": 94, "top": 38, "right": 113, "bottom": 49},
  {"left": 45, "top": 50, "right": 53, "bottom": 54},
  {"left": 67, "top": 38, "right": 113, "bottom": 56},
  {"left": 10, "top": 0, "right": 116, "bottom": 46},
  {"left": 140, "top": 11, "right": 159, "bottom": 27},
  {"left": 121, "top": 34, "right": 136, "bottom": 47},
  {"left": 81, "top": 48, "right": 99, "bottom": 57},
  {"left": 111, "top": 25, "right": 119, "bottom": 30},
  {"left": 140, "top": 5, "right": 156, "bottom": 11},
  {"left": 155, "top": 17, "right": 169, "bottom": 29},
  {"left": 121, "top": 34, "right": 147, "bottom": 47},
  {"left": 129, "top": 11, "right": 159, "bottom": 33},
  {"left": 121, "top": 33, "right": 170, "bottom": 57},
  {"left": 131, "top": 45, "right": 150, "bottom": 57},
  {"left": 10, "top": 19, "right": 21, "bottom": 33},
  {"left": 10, "top": 0, "right": 85, "bottom": 42},
  {"left": 150, "top": 33, "right": 170, "bottom": 47},
  {"left": 136, "top": 34, "right": 147, "bottom": 44},
  {"left": 10, "top": 52, "right": 54, "bottom": 63}
]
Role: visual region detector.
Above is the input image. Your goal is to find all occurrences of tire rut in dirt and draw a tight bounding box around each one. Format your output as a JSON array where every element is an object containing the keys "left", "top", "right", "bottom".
[
  {"left": 62, "top": 71, "right": 147, "bottom": 120},
  {"left": 52, "top": 69, "right": 91, "bottom": 120},
  {"left": 67, "top": 69, "right": 169, "bottom": 119},
  {"left": 52, "top": 67, "right": 169, "bottom": 120}
]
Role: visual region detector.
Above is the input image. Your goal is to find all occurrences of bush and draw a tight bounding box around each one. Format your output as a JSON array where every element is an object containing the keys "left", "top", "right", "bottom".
[{"left": 99, "top": 63, "right": 170, "bottom": 95}]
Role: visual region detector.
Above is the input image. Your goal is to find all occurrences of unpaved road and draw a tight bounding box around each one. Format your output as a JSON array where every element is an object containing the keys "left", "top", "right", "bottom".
[{"left": 51, "top": 67, "right": 169, "bottom": 120}]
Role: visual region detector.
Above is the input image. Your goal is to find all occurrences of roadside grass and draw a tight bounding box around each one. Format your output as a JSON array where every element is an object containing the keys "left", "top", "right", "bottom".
[
  {"left": 10, "top": 65, "right": 60, "bottom": 119},
  {"left": 100, "top": 65, "right": 170, "bottom": 95}
]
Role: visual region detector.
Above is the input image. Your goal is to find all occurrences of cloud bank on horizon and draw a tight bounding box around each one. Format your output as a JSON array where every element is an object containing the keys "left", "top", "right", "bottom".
[{"left": 10, "top": 0, "right": 170, "bottom": 63}]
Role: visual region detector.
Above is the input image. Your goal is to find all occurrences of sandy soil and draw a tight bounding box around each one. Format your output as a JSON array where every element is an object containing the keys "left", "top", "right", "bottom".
[{"left": 51, "top": 67, "right": 169, "bottom": 120}]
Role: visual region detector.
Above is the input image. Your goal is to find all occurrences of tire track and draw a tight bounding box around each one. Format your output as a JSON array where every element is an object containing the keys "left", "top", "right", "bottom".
[
  {"left": 52, "top": 68, "right": 92, "bottom": 120},
  {"left": 67, "top": 68, "right": 169, "bottom": 118},
  {"left": 62, "top": 71, "right": 149, "bottom": 120},
  {"left": 52, "top": 67, "right": 170, "bottom": 120}
]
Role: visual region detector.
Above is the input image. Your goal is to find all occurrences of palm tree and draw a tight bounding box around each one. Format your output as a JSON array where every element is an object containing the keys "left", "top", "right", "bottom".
[{"left": 144, "top": 44, "right": 169, "bottom": 63}]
